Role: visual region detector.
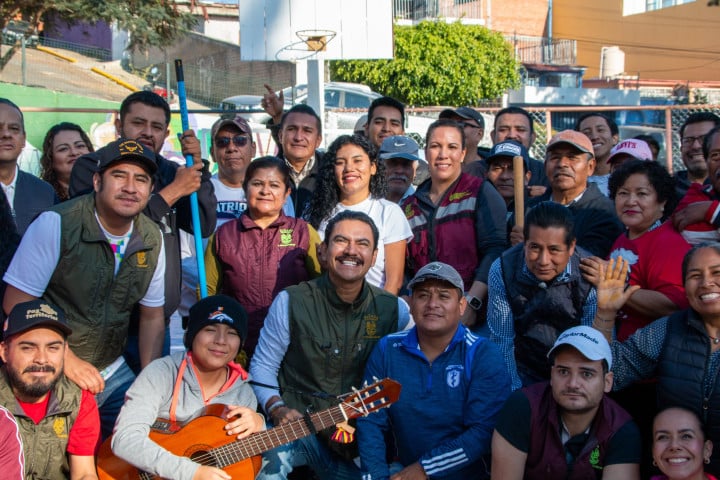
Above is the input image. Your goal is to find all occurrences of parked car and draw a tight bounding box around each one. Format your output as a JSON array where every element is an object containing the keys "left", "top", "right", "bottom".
[
  {"left": 2, "top": 20, "right": 39, "bottom": 47},
  {"left": 219, "top": 82, "right": 380, "bottom": 126}
]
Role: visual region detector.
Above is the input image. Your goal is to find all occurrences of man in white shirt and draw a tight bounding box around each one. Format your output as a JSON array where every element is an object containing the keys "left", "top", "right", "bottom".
[{"left": 2, "top": 138, "right": 166, "bottom": 438}]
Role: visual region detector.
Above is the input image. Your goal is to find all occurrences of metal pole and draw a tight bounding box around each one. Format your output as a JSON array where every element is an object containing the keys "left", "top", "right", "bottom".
[{"left": 21, "top": 36, "right": 26, "bottom": 86}]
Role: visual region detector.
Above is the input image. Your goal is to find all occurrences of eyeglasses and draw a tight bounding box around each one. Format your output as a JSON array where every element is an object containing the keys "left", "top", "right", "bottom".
[
  {"left": 215, "top": 135, "right": 250, "bottom": 148},
  {"left": 460, "top": 122, "right": 482, "bottom": 130},
  {"left": 681, "top": 134, "right": 706, "bottom": 147}
]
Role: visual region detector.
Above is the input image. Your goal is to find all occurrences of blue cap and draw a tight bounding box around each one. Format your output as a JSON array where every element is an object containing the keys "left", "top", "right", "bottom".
[
  {"left": 487, "top": 140, "right": 530, "bottom": 171},
  {"left": 378, "top": 135, "right": 421, "bottom": 162}
]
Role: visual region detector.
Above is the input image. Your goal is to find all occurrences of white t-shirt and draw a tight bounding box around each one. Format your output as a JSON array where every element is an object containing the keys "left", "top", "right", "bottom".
[
  {"left": 317, "top": 196, "right": 412, "bottom": 288},
  {"left": 4, "top": 210, "right": 165, "bottom": 307}
]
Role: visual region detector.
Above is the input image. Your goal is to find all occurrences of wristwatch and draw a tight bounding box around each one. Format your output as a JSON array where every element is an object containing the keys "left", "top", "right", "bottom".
[{"left": 465, "top": 294, "right": 483, "bottom": 311}]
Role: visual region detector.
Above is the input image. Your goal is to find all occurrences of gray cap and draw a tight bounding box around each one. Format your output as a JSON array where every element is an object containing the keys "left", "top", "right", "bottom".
[
  {"left": 407, "top": 261, "right": 464, "bottom": 292},
  {"left": 378, "top": 135, "right": 421, "bottom": 162},
  {"left": 439, "top": 106, "right": 484, "bottom": 128}
]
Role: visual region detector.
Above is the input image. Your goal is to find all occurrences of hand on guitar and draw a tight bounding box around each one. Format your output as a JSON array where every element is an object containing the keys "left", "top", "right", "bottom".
[
  {"left": 224, "top": 405, "right": 265, "bottom": 439},
  {"left": 269, "top": 405, "right": 303, "bottom": 426},
  {"left": 192, "top": 465, "right": 231, "bottom": 480}
]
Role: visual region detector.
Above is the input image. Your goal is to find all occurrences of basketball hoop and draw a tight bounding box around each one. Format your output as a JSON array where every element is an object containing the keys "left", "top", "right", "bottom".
[{"left": 275, "top": 29, "right": 337, "bottom": 62}]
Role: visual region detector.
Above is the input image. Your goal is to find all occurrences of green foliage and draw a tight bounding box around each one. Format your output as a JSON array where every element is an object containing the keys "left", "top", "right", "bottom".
[
  {"left": 330, "top": 20, "right": 519, "bottom": 106},
  {"left": 2, "top": 0, "right": 196, "bottom": 52}
]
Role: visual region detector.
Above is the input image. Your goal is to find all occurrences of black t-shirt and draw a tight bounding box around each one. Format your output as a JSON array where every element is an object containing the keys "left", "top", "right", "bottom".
[{"left": 494, "top": 389, "right": 642, "bottom": 466}]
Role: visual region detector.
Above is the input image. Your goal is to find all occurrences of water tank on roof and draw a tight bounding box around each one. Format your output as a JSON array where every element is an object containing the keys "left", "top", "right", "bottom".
[{"left": 600, "top": 46, "right": 625, "bottom": 79}]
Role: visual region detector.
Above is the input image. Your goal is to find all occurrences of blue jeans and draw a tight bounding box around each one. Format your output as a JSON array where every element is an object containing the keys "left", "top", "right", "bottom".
[
  {"left": 95, "top": 361, "right": 136, "bottom": 440},
  {"left": 257, "top": 433, "right": 361, "bottom": 480}
]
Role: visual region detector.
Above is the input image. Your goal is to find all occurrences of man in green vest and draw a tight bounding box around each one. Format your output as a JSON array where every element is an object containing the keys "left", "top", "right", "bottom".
[
  {"left": 250, "top": 210, "right": 411, "bottom": 480},
  {"left": 0, "top": 299, "right": 101, "bottom": 480},
  {"left": 2, "top": 138, "right": 166, "bottom": 438}
]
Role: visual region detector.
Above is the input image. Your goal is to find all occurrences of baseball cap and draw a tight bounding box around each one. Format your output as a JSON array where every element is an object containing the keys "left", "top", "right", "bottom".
[
  {"left": 486, "top": 140, "right": 530, "bottom": 171},
  {"left": 3, "top": 300, "right": 72, "bottom": 339},
  {"left": 607, "top": 139, "right": 653, "bottom": 164},
  {"left": 547, "top": 325, "right": 613, "bottom": 370},
  {"left": 184, "top": 295, "right": 248, "bottom": 351},
  {"left": 211, "top": 114, "right": 252, "bottom": 140},
  {"left": 407, "top": 261, "right": 464, "bottom": 292},
  {"left": 354, "top": 114, "right": 368, "bottom": 135},
  {"left": 96, "top": 138, "right": 158, "bottom": 176},
  {"left": 378, "top": 135, "right": 421, "bottom": 162},
  {"left": 546, "top": 130, "right": 594, "bottom": 157},
  {"left": 439, "top": 107, "right": 485, "bottom": 128}
]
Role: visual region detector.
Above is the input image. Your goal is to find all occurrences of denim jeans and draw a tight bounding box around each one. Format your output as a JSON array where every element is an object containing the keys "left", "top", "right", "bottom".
[
  {"left": 95, "top": 360, "right": 136, "bottom": 440},
  {"left": 257, "top": 432, "right": 361, "bottom": 480}
]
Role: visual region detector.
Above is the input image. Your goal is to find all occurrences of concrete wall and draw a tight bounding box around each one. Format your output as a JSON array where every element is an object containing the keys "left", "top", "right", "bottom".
[{"left": 553, "top": 0, "right": 720, "bottom": 81}]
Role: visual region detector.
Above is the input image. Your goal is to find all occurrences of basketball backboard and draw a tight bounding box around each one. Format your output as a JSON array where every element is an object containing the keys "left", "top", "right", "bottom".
[{"left": 239, "top": 0, "right": 394, "bottom": 62}]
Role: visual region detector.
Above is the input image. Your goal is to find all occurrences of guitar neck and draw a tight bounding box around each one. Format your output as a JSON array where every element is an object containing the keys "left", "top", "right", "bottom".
[{"left": 212, "top": 404, "right": 347, "bottom": 468}]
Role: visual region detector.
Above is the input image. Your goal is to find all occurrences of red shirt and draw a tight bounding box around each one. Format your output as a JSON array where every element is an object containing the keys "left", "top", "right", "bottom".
[{"left": 18, "top": 389, "right": 100, "bottom": 456}]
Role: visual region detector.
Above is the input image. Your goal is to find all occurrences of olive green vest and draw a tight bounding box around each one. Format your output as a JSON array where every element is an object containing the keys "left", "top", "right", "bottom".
[
  {"left": 43, "top": 194, "right": 162, "bottom": 369},
  {"left": 0, "top": 371, "right": 81, "bottom": 480},
  {"left": 278, "top": 275, "right": 399, "bottom": 413}
]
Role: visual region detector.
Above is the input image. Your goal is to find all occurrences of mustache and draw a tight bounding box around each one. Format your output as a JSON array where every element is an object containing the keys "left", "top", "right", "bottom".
[
  {"left": 24, "top": 365, "right": 56, "bottom": 374},
  {"left": 387, "top": 174, "right": 411, "bottom": 182}
]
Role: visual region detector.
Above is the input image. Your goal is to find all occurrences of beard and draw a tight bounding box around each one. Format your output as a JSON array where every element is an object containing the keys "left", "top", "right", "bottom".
[{"left": 6, "top": 365, "right": 61, "bottom": 401}]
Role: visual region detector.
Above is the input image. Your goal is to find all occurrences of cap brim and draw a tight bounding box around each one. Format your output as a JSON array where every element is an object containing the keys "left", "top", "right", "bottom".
[
  {"left": 408, "top": 274, "right": 462, "bottom": 291},
  {"left": 5, "top": 320, "right": 72, "bottom": 339},
  {"left": 102, "top": 155, "right": 158, "bottom": 175},
  {"left": 379, "top": 152, "right": 420, "bottom": 162},
  {"left": 547, "top": 141, "right": 593, "bottom": 156}
]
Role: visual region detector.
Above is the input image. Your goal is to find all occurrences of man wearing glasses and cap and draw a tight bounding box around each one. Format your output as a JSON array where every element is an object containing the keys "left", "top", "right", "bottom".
[{"left": 378, "top": 135, "right": 422, "bottom": 204}]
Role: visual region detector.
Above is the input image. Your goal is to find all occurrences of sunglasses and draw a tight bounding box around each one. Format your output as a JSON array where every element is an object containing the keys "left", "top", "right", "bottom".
[{"left": 215, "top": 135, "right": 250, "bottom": 148}]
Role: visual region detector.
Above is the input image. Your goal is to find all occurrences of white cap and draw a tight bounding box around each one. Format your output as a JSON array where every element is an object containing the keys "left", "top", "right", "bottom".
[
  {"left": 607, "top": 139, "right": 653, "bottom": 164},
  {"left": 547, "top": 325, "right": 613, "bottom": 370}
]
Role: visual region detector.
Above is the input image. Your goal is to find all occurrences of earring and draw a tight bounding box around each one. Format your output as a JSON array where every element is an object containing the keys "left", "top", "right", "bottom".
[
  {"left": 652, "top": 460, "right": 657, "bottom": 467},
  {"left": 705, "top": 457, "right": 711, "bottom": 464}
]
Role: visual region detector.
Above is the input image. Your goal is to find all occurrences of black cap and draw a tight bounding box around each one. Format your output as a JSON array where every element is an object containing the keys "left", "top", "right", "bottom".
[
  {"left": 96, "top": 138, "right": 158, "bottom": 176},
  {"left": 184, "top": 295, "right": 248, "bottom": 351},
  {"left": 439, "top": 106, "right": 484, "bottom": 128},
  {"left": 3, "top": 300, "right": 72, "bottom": 340}
]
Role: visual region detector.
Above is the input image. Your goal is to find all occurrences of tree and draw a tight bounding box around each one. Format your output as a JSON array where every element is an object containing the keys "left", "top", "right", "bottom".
[
  {"left": 330, "top": 20, "right": 519, "bottom": 106},
  {"left": 1, "top": 0, "right": 196, "bottom": 52}
]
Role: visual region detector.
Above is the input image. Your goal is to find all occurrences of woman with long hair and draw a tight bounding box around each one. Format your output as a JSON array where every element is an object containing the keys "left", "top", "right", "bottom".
[
  {"left": 307, "top": 134, "right": 411, "bottom": 295},
  {"left": 40, "top": 122, "right": 93, "bottom": 201}
]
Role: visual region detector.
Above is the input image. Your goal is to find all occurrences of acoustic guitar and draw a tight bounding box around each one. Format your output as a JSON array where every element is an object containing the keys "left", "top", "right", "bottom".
[{"left": 97, "top": 378, "right": 401, "bottom": 480}]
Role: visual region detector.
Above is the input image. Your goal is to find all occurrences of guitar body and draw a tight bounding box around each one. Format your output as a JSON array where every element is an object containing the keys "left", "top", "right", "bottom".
[{"left": 97, "top": 404, "right": 262, "bottom": 480}]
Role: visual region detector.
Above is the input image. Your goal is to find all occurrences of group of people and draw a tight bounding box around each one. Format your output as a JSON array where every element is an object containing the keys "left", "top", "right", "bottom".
[{"left": 1, "top": 86, "right": 720, "bottom": 480}]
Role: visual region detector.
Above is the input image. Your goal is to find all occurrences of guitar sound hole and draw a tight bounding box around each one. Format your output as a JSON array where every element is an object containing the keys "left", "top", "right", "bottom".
[{"left": 189, "top": 449, "right": 217, "bottom": 467}]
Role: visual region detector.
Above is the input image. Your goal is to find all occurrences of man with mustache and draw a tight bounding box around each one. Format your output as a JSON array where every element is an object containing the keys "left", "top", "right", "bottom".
[
  {"left": 69, "top": 91, "right": 217, "bottom": 375},
  {"left": 250, "top": 210, "right": 411, "bottom": 480},
  {"left": 377, "top": 135, "right": 421, "bottom": 203},
  {"left": 3, "top": 138, "right": 165, "bottom": 439},
  {"left": 491, "top": 326, "right": 641, "bottom": 479},
  {"left": 512, "top": 130, "right": 622, "bottom": 258},
  {"left": 0, "top": 300, "right": 101, "bottom": 480}
]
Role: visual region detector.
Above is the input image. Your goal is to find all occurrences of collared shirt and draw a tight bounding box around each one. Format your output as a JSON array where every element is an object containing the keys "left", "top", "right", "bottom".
[
  {"left": 1, "top": 165, "right": 19, "bottom": 215},
  {"left": 285, "top": 155, "right": 316, "bottom": 186},
  {"left": 488, "top": 257, "right": 598, "bottom": 390}
]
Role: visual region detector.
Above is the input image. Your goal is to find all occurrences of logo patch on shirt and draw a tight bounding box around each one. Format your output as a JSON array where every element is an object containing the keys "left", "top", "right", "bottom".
[
  {"left": 449, "top": 191, "right": 470, "bottom": 202},
  {"left": 53, "top": 418, "right": 68, "bottom": 438},
  {"left": 279, "top": 229, "right": 296, "bottom": 247},
  {"left": 364, "top": 314, "right": 379, "bottom": 339},
  {"left": 589, "top": 445, "right": 603, "bottom": 469},
  {"left": 136, "top": 251, "right": 148, "bottom": 268},
  {"left": 445, "top": 365, "right": 463, "bottom": 388}
]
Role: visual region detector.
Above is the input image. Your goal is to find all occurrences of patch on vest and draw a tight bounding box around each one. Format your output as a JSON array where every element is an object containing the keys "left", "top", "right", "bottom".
[
  {"left": 279, "top": 229, "right": 296, "bottom": 247},
  {"left": 364, "top": 314, "right": 379, "bottom": 339},
  {"left": 449, "top": 191, "right": 470, "bottom": 202},
  {"left": 53, "top": 418, "right": 68, "bottom": 438},
  {"left": 404, "top": 204, "right": 413, "bottom": 218},
  {"left": 445, "top": 365, "right": 463, "bottom": 388},
  {"left": 589, "top": 445, "right": 602, "bottom": 470},
  {"left": 136, "top": 251, "right": 148, "bottom": 268}
]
